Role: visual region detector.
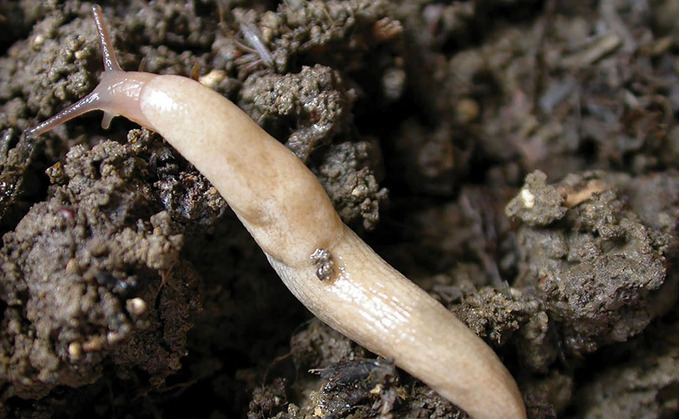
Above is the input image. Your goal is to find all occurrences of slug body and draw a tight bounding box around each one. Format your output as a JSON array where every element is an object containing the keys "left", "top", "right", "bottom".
[{"left": 27, "top": 6, "right": 526, "bottom": 418}]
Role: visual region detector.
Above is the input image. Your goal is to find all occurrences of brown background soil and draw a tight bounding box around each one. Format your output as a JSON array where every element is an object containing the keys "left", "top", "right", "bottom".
[{"left": 0, "top": 0, "right": 678, "bottom": 417}]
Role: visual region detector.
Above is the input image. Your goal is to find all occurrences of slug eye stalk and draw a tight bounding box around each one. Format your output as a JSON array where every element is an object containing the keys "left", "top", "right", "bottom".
[
  {"left": 26, "top": 5, "right": 155, "bottom": 138},
  {"left": 26, "top": 5, "right": 526, "bottom": 418}
]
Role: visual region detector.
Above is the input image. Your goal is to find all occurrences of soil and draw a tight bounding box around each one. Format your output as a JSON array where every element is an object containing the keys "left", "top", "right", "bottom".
[{"left": 1, "top": 0, "right": 678, "bottom": 418}]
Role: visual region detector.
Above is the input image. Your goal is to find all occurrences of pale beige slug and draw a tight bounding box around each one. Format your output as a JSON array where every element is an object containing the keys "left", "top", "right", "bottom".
[{"left": 26, "top": 5, "right": 526, "bottom": 418}]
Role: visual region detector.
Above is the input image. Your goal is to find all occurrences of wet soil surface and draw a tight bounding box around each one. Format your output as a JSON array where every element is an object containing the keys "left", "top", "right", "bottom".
[{"left": 1, "top": 0, "right": 678, "bottom": 417}]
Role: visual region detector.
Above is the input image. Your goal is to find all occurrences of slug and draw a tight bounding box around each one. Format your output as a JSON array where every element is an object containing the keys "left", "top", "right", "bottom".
[{"left": 26, "top": 6, "right": 526, "bottom": 418}]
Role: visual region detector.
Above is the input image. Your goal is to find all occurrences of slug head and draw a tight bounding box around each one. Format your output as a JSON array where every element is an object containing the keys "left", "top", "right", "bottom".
[{"left": 26, "top": 5, "right": 156, "bottom": 137}]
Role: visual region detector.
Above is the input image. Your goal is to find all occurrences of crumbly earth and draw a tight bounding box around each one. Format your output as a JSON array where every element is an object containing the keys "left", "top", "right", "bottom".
[{"left": 1, "top": 0, "right": 679, "bottom": 418}]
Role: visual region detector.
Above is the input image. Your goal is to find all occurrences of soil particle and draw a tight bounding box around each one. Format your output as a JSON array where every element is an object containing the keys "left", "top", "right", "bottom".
[
  {"left": 315, "top": 140, "right": 388, "bottom": 230},
  {"left": 0, "top": 131, "right": 41, "bottom": 234},
  {"left": 505, "top": 170, "right": 566, "bottom": 226},
  {"left": 0, "top": 136, "right": 199, "bottom": 403},
  {"left": 391, "top": 119, "right": 472, "bottom": 195},
  {"left": 290, "top": 318, "right": 366, "bottom": 369},
  {"left": 572, "top": 317, "right": 679, "bottom": 418},
  {"left": 249, "top": 377, "right": 290, "bottom": 419},
  {"left": 249, "top": 319, "right": 465, "bottom": 418},
  {"left": 239, "top": 65, "right": 352, "bottom": 163},
  {"left": 453, "top": 287, "right": 540, "bottom": 347},
  {"left": 508, "top": 170, "right": 678, "bottom": 356},
  {"left": 309, "top": 358, "right": 401, "bottom": 418},
  {"left": 522, "top": 370, "right": 573, "bottom": 417}
]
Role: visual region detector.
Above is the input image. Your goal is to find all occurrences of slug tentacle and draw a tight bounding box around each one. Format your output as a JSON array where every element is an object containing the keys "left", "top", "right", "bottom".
[
  {"left": 92, "top": 4, "right": 123, "bottom": 73},
  {"left": 26, "top": 5, "right": 527, "bottom": 418},
  {"left": 25, "top": 5, "right": 156, "bottom": 138},
  {"left": 26, "top": 90, "right": 105, "bottom": 137}
]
